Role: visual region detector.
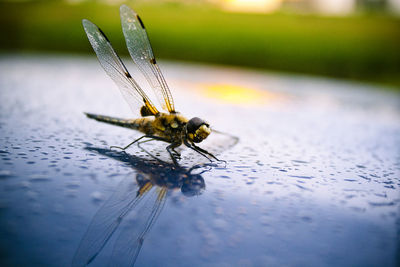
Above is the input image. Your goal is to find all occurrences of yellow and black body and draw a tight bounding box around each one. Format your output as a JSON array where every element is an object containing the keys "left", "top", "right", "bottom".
[{"left": 85, "top": 111, "right": 215, "bottom": 165}]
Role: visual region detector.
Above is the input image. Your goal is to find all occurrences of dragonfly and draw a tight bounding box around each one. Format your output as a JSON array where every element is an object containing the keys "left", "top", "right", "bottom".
[
  {"left": 72, "top": 148, "right": 206, "bottom": 266},
  {"left": 83, "top": 4, "right": 222, "bottom": 165}
]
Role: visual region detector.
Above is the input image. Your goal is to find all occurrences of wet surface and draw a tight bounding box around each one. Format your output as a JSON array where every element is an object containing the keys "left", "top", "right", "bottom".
[{"left": 0, "top": 54, "right": 399, "bottom": 266}]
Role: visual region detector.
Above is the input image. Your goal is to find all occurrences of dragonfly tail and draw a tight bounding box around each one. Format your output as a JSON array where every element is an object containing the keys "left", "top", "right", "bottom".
[{"left": 85, "top": 113, "right": 138, "bottom": 129}]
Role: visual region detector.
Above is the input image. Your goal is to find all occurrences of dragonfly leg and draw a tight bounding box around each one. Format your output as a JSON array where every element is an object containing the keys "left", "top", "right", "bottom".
[
  {"left": 193, "top": 144, "right": 223, "bottom": 162},
  {"left": 126, "top": 135, "right": 180, "bottom": 165},
  {"left": 136, "top": 136, "right": 175, "bottom": 163},
  {"left": 111, "top": 135, "right": 181, "bottom": 165},
  {"left": 137, "top": 138, "right": 155, "bottom": 146},
  {"left": 183, "top": 139, "right": 210, "bottom": 161},
  {"left": 169, "top": 147, "right": 181, "bottom": 158},
  {"left": 136, "top": 143, "right": 167, "bottom": 164},
  {"left": 110, "top": 135, "right": 167, "bottom": 151},
  {"left": 183, "top": 138, "right": 226, "bottom": 164},
  {"left": 110, "top": 135, "right": 148, "bottom": 151},
  {"left": 166, "top": 143, "right": 182, "bottom": 166}
]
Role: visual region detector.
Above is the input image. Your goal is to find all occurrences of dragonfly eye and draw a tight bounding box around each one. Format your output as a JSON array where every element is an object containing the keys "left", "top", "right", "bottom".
[{"left": 186, "top": 117, "right": 211, "bottom": 143}]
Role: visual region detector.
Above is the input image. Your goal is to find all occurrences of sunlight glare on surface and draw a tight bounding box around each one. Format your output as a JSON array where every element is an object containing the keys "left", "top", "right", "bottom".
[{"left": 201, "top": 83, "right": 279, "bottom": 105}]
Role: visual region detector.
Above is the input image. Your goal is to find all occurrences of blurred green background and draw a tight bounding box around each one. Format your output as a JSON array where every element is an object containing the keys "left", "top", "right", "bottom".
[{"left": 0, "top": 0, "right": 399, "bottom": 89}]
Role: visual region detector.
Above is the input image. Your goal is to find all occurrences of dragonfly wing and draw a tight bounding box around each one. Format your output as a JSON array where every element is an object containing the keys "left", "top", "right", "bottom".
[
  {"left": 109, "top": 187, "right": 168, "bottom": 266},
  {"left": 120, "top": 5, "right": 175, "bottom": 113},
  {"left": 82, "top": 19, "right": 159, "bottom": 116},
  {"left": 72, "top": 176, "right": 148, "bottom": 267}
]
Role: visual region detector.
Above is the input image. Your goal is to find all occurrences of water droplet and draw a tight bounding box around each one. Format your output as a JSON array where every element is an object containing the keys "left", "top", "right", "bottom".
[
  {"left": 292, "top": 160, "right": 309, "bottom": 164},
  {"left": 90, "top": 191, "right": 104, "bottom": 203},
  {"left": 288, "top": 175, "right": 313, "bottom": 179},
  {"left": 368, "top": 201, "right": 395, "bottom": 207},
  {"left": 260, "top": 215, "right": 269, "bottom": 225},
  {"left": 212, "top": 218, "right": 227, "bottom": 230},
  {"left": 0, "top": 170, "right": 12, "bottom": 178},
  {"left": 29, "top": 174, "right": 50, "bottom": 182}
]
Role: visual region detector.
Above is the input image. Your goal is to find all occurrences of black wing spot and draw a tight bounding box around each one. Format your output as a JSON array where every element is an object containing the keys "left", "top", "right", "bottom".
[
  {"left": 136, "top": 15, "right": 145, "bottom": 29},
  {"left": 125, "top": 72, "right": 132, "bottom": 78},
  {"left": 140, "top": 105, "right": 153, "bottom": 116},
  {"left": 150, "top": 58, "right": 156, "bottom": 64}
]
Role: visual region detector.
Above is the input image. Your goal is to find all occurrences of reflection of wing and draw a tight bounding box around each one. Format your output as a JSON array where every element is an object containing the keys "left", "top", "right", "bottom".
[
  {"left": 72, "top": 177, "right": 152, "bottom": 267},
  {"left": 120, "top": 5, "right": 175, "bottom": 113},
  {"left": 110, "top": 186, "right": 167, "bottom": 266},
  {"left": 82, "top": 19, "right": 159, "bottom": 116}
]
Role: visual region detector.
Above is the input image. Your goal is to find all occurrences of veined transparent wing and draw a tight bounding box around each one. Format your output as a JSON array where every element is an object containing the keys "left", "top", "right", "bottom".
[
  {"left": 110, "top": 186, "right": 167, "bottom": 266},
  {"left": 120, "top": 5, "right": 175, "bottom": 113},
  {"left": 72, "top": 176, "right": 152, "bottom": 267},
  {"left": 82, "top": 19, "right": 159, "bottom": 116}
]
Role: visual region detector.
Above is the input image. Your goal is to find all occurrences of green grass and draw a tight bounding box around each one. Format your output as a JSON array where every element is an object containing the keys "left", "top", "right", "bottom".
[{"left": 1, "top": 1, "right": 399, "bottom": 89}]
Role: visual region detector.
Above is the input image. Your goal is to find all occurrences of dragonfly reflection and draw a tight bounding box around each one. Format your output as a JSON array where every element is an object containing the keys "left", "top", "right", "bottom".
[{"left": 72, "top": 147, "right": 208, "bottom": 266}]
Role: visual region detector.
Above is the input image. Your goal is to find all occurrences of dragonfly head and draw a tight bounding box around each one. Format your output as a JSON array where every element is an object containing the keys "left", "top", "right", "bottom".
[{"left": 185, "top": 117, "right": 211, "bottom": 143}]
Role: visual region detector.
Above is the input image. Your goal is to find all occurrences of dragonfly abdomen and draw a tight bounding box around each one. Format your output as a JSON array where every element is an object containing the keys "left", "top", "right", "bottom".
[
  {"left": 84, "top": 113, "right": 143, "bottom": 130},
  {"left": 130, "top": 117, "right": 154, "bottom": 134}
]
